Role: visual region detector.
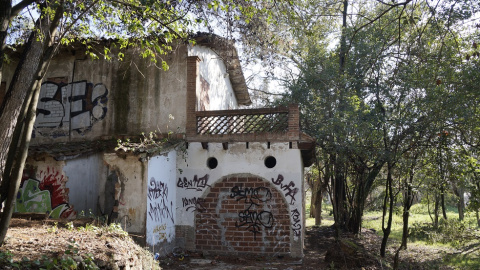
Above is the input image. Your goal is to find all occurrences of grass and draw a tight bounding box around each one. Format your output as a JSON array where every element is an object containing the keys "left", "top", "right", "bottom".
[
  {"left": 305, "top": 192, "right": 480, "bottom": 269},
  {"left": 361, "top": 205, "right": 480, "bottom": 269},
  {"left": 305, "top": 191, "right": 334, "bottom": 227}
]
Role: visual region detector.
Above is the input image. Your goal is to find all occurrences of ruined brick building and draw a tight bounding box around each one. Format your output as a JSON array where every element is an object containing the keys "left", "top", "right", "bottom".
[{"left": 1, "top": 34, "right": 315, "bottom": 258}]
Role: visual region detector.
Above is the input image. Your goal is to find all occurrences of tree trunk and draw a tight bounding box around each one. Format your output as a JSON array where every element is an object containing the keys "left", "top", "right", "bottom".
[
  {"left": 0, "top": 79, "right": 41, "bottom": 244},
  {"left": 380, "top": 162, "right": 394, "bottom": 257},
  {"left": 0, "top": 1, "right": 63, "bottom": 246},
  {"left": 0, "top": 0, "right": 12, "bottom": 84},
  {"left": 441, "top": 185, "right": 447, "bottom": 220},
  {"left": 332, "top": 155, "right": 346, "bottom": 236},
  {"left": 434, "top": 194, "right": 440, "bottom": 228},
  {"left": 476, "top": 210, "right": 480, "bottom": 227},
  {"left": 456, "top": 187, "right": 464, "bottom": 221},
  {"left": 314, "top": 191, "right": 323, "bottom": 225}
]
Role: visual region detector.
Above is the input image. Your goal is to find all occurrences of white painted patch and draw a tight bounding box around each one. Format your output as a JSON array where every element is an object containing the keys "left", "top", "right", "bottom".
[{"left": 146, "top": 151, "right": 177, "bottom": 246}]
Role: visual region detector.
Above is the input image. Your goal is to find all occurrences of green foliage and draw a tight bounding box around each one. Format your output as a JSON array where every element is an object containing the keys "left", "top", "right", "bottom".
[
  {"left": 66, "top": 221, "right": 74, "bottom": 231},
  {"left": 47, "top": 222, "right": 58, "bottom": 233},
  {"left": 0, "top": 248, "right": 99, "bottom": 270},
  {"left": 410, "top": 218, "right": 478, "bottom": 247}
]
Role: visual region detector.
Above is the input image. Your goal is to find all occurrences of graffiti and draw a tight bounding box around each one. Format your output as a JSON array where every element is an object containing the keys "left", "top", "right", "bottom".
[
  {"left": 230, "top": 186, "right": 272, "bottom": 205},
  {"left": 271, "top": 175, "right": 298, "bottom": 205},
  {"left": 149, "top": 200, "right": 174, "bottom": 223},
  {"left": 177, "top": 174, "right": 210, "bottom": 191},
  {"left": 147, "top": 178, "right": 174, "bottom": 223},
  {"left": 35, "top": 80, "right": 108, "bottom": 137},
  {"left": 148, "top": 178, "right": 169, "bottom": 200},
  {"left": 230, "top": 186, "right": 274, "bottom": 240},
  {"left": 291, "top": 209, "right": 301, "bottom": 237},
  {"left": 153, "top": 224, "right": 168, "bottom": 242},
  {"left": 182, "top": 197, "right": 206, "bottom": 212},
  {"left": 16, "top": 167, "right": 76, "bottom": 219}
]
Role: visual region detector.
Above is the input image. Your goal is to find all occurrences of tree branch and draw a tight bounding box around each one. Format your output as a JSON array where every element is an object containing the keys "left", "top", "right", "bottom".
[{"left": 10, "top": 0, "right": 35, "bottom": 20}]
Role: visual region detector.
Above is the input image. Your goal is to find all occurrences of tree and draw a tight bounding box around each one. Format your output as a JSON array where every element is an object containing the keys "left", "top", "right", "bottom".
[{"left": 0, "top": 0, "right": 199, "bottom": 246}]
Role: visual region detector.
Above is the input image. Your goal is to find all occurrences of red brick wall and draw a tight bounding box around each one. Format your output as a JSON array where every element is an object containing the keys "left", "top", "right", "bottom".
[{"left": 195, "top": 175, "right": 291, "bottom": 256}]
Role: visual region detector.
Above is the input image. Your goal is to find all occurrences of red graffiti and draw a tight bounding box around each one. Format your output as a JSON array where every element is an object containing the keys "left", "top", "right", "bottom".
[{"left": 38, "top": 167, "right": 75, "bottom": 218}]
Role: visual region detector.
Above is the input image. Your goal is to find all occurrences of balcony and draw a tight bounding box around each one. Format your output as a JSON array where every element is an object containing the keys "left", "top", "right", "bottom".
[
  {"left": 186, "top": 104, "right": 303, "bottom": 142},
  {"left": 185, "top": 104, "right": 315, "bottom": 165}
]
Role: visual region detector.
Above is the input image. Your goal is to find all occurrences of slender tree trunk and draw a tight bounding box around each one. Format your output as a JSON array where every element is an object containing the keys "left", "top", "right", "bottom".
[
  {"left": 380, "top": 162, "right": 394, "bottom": 257},
  {"left": 332, "top": 154, "right": 346, "bottom": 236},
  {"left": 441, "top": 185, "right": 447, "bottom": 220},
  {"left": 434, "top": 194, "right": 440, "bottom": 228},
  {"left": 401, "top": 173, "right": 414, "bottom": 249},
  {"left": 332, "top": 0, "right": 348, "bottom": 236},
  {"left": 476, "top": 210, "right": 480, "bottom": 227},
  {"left": 314, "top": 190, "right": 323, "bottom": 225},
  {"left": 456, "top": 187, "right": 464, "bottom": 221}
]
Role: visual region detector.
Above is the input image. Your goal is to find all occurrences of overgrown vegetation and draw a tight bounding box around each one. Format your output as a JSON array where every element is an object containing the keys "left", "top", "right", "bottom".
[
  {"left": 306, "top": 192, "right": 480, "bottom": 269},
  {"left": 0, "top": 221, "right": 157, "bottom": 270}
]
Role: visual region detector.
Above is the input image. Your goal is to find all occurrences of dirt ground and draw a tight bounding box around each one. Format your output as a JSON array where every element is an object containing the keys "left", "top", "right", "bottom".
[{"left": 0, "top": 215, "right": 459, "bottom": 269}]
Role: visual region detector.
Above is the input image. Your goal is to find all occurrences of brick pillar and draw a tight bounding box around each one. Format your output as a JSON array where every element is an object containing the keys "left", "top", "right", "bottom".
[
  {"left": 186, "top": 56, "right": 200, "bottom": 137},
  {"left": 287, "top": 104, "right": 300, "bottom": 141}
]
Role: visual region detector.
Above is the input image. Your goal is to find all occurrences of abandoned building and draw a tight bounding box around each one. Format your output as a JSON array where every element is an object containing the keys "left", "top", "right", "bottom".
[{"left": 1, "top": 34, "right": 315, "bottom": 258}]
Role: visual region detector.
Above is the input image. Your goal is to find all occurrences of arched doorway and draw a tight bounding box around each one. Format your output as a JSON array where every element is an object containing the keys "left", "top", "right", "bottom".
[{"left": 195, "top": 174, "right": 292, "bottom": 256}]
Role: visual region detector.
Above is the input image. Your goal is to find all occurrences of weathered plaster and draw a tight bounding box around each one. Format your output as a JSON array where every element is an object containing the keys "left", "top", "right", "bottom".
[
  {"left": 188, "top": 45, "right": 238, "bottom": 110},
  {"left": 103, "top": 153, "right": 147, "bottom": 234}
]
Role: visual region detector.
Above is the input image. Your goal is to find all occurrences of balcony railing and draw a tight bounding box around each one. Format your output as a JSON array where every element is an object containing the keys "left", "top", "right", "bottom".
[{"left": 186, "top": 104, "right": 300, "bottom": 142}]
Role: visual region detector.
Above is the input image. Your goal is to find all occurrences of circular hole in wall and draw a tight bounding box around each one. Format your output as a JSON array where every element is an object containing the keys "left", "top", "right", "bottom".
[
  {"left": 264, "top": 156, "right": 277, "bottom": 168},
  {"left": 207, "top": 157, "right": 218, "bottom": 169}
]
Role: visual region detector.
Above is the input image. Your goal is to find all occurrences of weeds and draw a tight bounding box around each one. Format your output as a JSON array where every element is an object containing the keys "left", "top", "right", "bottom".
[
  {"left": 410, "top": 218, "right": 478, "bottom": 247},
  {"left": 0, "top": 221, "right": 135, "bottom": 269}
]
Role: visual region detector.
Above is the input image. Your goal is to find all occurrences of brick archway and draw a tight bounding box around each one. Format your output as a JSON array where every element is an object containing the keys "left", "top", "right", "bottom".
[{"left": 195, "top": 174, "right": 291, "bottom": 256}]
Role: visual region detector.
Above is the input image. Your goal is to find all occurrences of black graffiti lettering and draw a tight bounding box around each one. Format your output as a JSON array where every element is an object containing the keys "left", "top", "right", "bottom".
[
  {"left": 236, "top": 209, "right": 274, "bottom": 239},
  {"left": 271, "top": 174, "right": 298, "bottom": 205},
  {"left": 148, "top": 199, "right": 174, "bottom": 223},
  {"left": 231, "top": 185, "right": 274, "bottom": 240},
  {"left": 230, "top": 186, "right": 272, "bottom": 205},
  {"left": 177, "top": 174, "right": 210, "bottom": 191},
  {"left": 291, "top": 209, "right": 301, "bottom": 237},
  {"left": 35, "top": 81, "right": 108, "bottom": 137},
  {"left": 148, "top": 178, "right": 168, "bottom": 200},
  {"left": 182, "top": 197, "right": 206, "bottom": 212}
]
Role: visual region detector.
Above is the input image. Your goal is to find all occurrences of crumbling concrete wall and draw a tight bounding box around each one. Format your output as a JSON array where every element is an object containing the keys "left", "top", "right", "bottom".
[
  {"left": 102, "top": 153, "right": 148, "bottom": 235},
  {"left": 20, "top": 153, "right": 148, "bottom": 236}
]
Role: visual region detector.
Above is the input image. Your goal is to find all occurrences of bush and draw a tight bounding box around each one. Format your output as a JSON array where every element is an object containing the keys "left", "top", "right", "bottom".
[{"left": 409, "top": 218, "right": 477, "bottom": 247}]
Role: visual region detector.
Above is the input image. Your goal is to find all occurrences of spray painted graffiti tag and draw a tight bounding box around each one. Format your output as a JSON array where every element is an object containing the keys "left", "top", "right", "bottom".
[
  {"left": 291, "top": 209, "right": 302, "bottom": 237},
  {"left": 16, "top": 167, "right": 76, "bottom": 218},
  {"left": 230, "top": 186, "right": 274, "bottom": 240},
  {"left": 148, "top": 178, "right": 174, "bottom": 223},
  {"left": 271, "top": 174, "right": 298, "bottom": 205},
  {"left": 181, "top": 197, "right": 206, "bottom": 212},
  {"left": 177, "top": 174, "right": 210, "bottom": 191},
  {"left": 35, "top": 80, "right": 108, "bottom": 137}
]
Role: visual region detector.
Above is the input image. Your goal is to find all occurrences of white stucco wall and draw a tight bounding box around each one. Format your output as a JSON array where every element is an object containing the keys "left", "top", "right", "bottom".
[
  {"left": 188, "top": 45, "right": 238, "bottom": 110},
  {"left": 176, "top": 142, "right": 304, "bottom": 242},
  {"left": 146, "top": 151, "right": 177, "bottom": 248}
]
